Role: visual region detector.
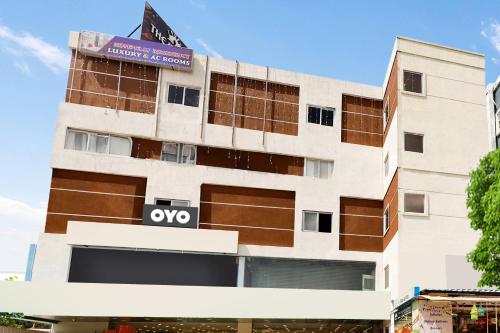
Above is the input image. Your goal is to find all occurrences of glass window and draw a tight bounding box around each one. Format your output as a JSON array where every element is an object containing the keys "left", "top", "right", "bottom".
[
  {"left": 302, "top": 212, "right": 317, "bottom": 231},
  {"left": 362, "top": 274, "right": 376, "bottom": 291},
  {"left": 168, "top": 85, "right": 184, "bottom": 104},
  {"left": 404, "top": 193, "right": 426, "bottom": 214},
  {"left": 404, "top": 133, "right": 424, "bottom": 153},
  {"left": 109, "top": 136, "right": 131, "bottom": 156},
  {"left": 181, "top": 144, "right": 197, "bottom": 164},
  {"left": 302, "top": 211, "right": 332, "bottom": 233},
  {"left": 321, "top": 108, "right": 334, "bottom": 126},
  {"left": 403, "top": 71, "right": 423, "bottom": 94},
  {"left": 305, "top": 159, "right": 333, "bottom": 179},
  {"left": 184, "top": 88, "right": 200, "bottom": 107},
  {"left": 65, "top": 130, "right": 88, "bottom": 151},
  {"left": 161, "top": 142, "right": 179, "bottom": 162},
  {"left": 383, "top": 206, "right": 390, "bottom": 233},
  {"left": 88, "top": 133, "right": 109, "bottom": 154},
  {"left": 307, "top": 106, "right": 321, "bottom": 124}
]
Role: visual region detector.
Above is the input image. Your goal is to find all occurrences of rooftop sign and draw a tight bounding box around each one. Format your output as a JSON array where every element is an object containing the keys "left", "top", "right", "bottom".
[
  {"left": 140, "top": 1, "right": 187, "bottom": 47},
  {"left": 79, "top": 31, "right": 193, "bottom": 71}
]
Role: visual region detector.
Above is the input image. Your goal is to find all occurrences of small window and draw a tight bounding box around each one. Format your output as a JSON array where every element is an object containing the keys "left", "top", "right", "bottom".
[
  {"left": 305, "top": 159, "right": 333, "bottom": 179},
  {"left": 302, "top": 211, "right": 332, "bottom": 233},
  {"left": 109, "top": 136, "right": 131, "bottom": 156},
  {"left": 362, "top": 274, "right": 375, "bottom": 291},
  {"left": 167, "top": 85, "right": 200, "bottom": 107},
  {"left": 307, "top": 106, "right": 335, "bottom": 127},
  {"left": 88, "top": 133, "right": 109, "bottom": 154},
  {"left": 384, "top": 265, "right": 389, "bottom": 289},
  {"left": 65, "top": 130, "right": 88, "bottom": 151},
  {"left": 168, "top": 85, "right": 184, "bottom": 104},
  {"left": 384, "top": 153, "right": 389, "bottom": 177},
  {"left": 404, "top": 133, "right": 423, "bottom": 153},
  {"left": 161, "top": 142, "right": 197, "bottom": 164},
  {"left": 383, "top": 206, "right": 390, "bottom": 234},
  {"left": 156, "top": 198, "right": 190, "bottom": 207},
  {"left": 184, "top": 88, "right": 200, "bottom": 107},
  {"left": 403, "top": 70, "right": 423, "bottom": 94},
  {"left": 404, "top": 193, "right": 426, "bottom": 214},
  {"left": 383, "top": 102, "right": 389, "bottom": 129}
]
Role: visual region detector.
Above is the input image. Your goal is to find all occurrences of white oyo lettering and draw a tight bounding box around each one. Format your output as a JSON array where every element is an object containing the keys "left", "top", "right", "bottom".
[
  {"left": 163, "top": 209, "right": 177, "bottom": 223},
  {"left": 176, "top": 211, "right": 190, "bottom": 224},
  {"left": 150, "top": 209, "right": 164, "bottom": 222}
]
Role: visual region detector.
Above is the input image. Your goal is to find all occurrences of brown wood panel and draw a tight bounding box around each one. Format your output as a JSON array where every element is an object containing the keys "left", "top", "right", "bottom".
[
  {"left": 131, "top": 137, "right": 162, "bottom": 159},
  {"left": 72, "top": 51, "right": 120, "bottom": 75},
  {"left": 118, "top": 77, "right": 157, "bottom": 102},
  {"left": 340, "top": 197, "right": 383, "bottom": 216},
  {"left": 342, "top": 112, "right": 382, "bottom": 134},
  {"left": 200, "top": 184, "right": 295, "bottom": 247},
  {"left": 237, "top": 77, "right": 266, "bottom": 98},
  {"left": 339, "top": 235, "right": 382, "bottom": 252},
  {"left": 208, "top": 111, "right": 232, "bottom": 126},
  {"left": 235, "top": 115, "right": 264, "bottom": 131},
  {"left": 235, "top": 95, "right": 265, "bottom": 118},
  {"left": 70, "top": 70, "right": 119, "bottom": 95},
  {"left": 266, "top": 102, "right": 299, "bottom": 123},
  {"left": 210, "top": 73, "right": 235, "bottom": 93},
  {"left": 46, "top": 169, "right": 147, "bottom": 234},
  {"left": 383, "top": 57, "right": 398, "bottom": 142},
  {"left": 51, "top": 169, "right": 146, "bottom": 195},
  {"left": 197, "top": 146, "right": 304, "bottom": 176},
  {"left": 339, "top": 215, "right": 383, "bottom": 236},
  {"left": 199, "top": 202, "right": 294, "bottom": 229},
  {"left": 267, "top": 82, "right": 300, "bottom": 104},
  {"left": 45, "top": 214, "right": 139, "bottom": 234},
  {"left": 209, "top": 91, "right": 233, "bottom": 113},
  {"left": 341, "top": 129, "right": 382, "bottom": 147},
  {"left": 265, "top": 120, "right": 299, "bottom": 136},
  {"left": 383, "top": 170, "right": 399, "bottom": 249},
  {"left": 201, "top": 184, "right": 295, "bottom": 208},
  {"left": 120, "top": 62, "right": 158, "bottom": 81},
  {"left": 47, "top": 189, "right": 144, "bottom": 219},
  {"left": 199, "top": 224, "right": 294, "bottom": 247},
  {"left": 117, "top": 97, "right": 155, "bottom": 114},
  {"left": 66, "top": 90, "right": 117, "bottom": 109},
  {"left": 342, "top": 95, "right": 383, "bottom": 116}
]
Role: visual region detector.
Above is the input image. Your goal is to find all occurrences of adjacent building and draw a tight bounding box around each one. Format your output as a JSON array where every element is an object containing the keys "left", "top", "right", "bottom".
[
  {"left": 486, "top": 76, "right": 500, "bottom": 149},
  {"left": 0, "top": 29, "right": 493, "bottom": 333}
]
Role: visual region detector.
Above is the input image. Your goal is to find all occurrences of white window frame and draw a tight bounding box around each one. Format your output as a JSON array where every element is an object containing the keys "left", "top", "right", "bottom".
[
  {"left": 160, "top": 142, "right": 197, "bottom": 165},
  {"left": 401, "top": 70, "right": 426, "bottom": 96},
  {"left": 155, "top": 198, "right": 191, "bottom": 207},
  {"left": 362, "top": 274, "right": 376, "bottom": 291},
  {"left": 301, "top": 210, "right": 332, "bottom": 233},
  {"left": 304, "top": 158, "right": 334, "bottom": 179},
  {"left": 166, "top": 83, "right": 201, "bottom": 107},
  {"left": 306, "top": 105, "right": 336, "bottom": 127},
  {"left": 65, "top": 128, "right": 132, "bottom": 157},
  {"left": 402, "top": 191, "right": 429, "bottom": 216},
  {"left": 383, "top": 205, "right": 390, "bottom": 235}
]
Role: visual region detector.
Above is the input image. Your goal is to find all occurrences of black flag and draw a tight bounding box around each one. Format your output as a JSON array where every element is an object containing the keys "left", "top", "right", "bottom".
[{"left": 140, "top": 1, "right": 187, "bottom": 48}]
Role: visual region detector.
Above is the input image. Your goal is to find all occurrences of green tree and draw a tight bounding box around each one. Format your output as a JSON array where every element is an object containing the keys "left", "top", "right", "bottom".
[
  {"left": 466, "top": 148, "right": 500, "bottom": 287},
  {"left": 0, "top": 276, "right": 23, "bottom": 328}
]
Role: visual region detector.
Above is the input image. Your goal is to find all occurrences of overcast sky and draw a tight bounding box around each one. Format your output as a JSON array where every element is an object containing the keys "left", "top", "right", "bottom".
[{"left": 0, "top": 0, "right": 499, "bottom": 274}]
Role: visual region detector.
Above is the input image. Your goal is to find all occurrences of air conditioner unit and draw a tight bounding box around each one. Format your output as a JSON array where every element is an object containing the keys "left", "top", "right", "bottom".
[{"left": 362, "top": 274, "right": 375, "bottom": 291}]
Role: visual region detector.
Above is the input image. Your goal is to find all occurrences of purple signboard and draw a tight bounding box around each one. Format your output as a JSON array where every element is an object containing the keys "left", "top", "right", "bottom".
[{"left": 79, "top": 31, "right": 193, "bottom": 71}]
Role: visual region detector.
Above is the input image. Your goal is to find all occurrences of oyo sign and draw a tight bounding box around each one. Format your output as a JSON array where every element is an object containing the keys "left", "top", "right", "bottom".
[{"left": 142, "top": 204, "right": 198, "bottom": 228}]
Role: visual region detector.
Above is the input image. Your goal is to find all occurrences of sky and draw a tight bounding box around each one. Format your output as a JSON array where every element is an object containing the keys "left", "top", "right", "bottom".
[{"left": 0, "top": 0, "right": 499, "bottom": 274}]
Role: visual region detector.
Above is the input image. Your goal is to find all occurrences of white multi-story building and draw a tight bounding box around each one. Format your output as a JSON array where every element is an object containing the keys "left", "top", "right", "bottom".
[
  {"left": 486, "top": 76, "right": 500, "bottom": 150},
  {"left": 0, "top": 31, "right": 490, "bottom": 333}
]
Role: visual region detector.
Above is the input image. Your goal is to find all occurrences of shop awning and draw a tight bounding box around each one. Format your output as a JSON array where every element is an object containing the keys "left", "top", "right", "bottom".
[{"left": 420, "top": 295, "right": 500, "bottom": 303}]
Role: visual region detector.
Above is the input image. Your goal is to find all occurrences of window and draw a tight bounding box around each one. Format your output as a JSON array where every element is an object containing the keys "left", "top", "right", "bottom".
[
  {"left": 160, "top": 142, "right": 197, "bottom": 164},
  {"left": 302, "top": 211, "right": 332, "bottom": 233},
  {"left": 362, "top": 274, "right": 375, "bottom": 291},
  {"left": 403, "top": 70, "right": 423, "bottom": 94},
  {"left": 384, "top": 153, "right": 389, "bottom": 177},
  {"left": 305, "top": 159, "right": 334, "bottom": 179},
  {"left": 404, "top": 193, "right": 426, "bottom": 214},
  {"left": 384, "top": 265, "right": 389, "bottom": 289},
  {"left": 383, "top": 206, "right": 390, "bottom": 234},
  {"left": 383, "top": 102, "right": 389, "bottom": 129},
  {"left": 404, "top": 133, "right": 423, "bottom": 153},
  {"left": 65, "top": 129, "right": 131, "bottom": 156},
  {"left": 155, "top": 198, "right": 190, "bottom": 207},
  {"left": 307, "top": 106, "right": 335, "bottom": 127},
  {"left": 167, "top": 85, "right": 200, "bottom": 107}
]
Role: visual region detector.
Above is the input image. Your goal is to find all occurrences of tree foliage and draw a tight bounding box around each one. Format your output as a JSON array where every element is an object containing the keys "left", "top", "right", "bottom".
[
  {"left": 466, "top": 148, "right": 500, "bottom": 287},
  {"left": 0, "top": 276, "right": 23, "bottom": 328}
]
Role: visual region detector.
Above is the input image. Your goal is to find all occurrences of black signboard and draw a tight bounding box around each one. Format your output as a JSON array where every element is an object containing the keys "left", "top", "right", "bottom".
[
  {"left": 140, "top": 1, "right": 187, "bottom": 47},
  {"left": 142, "top": 204, "right": 198, "bottom": 229}
]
